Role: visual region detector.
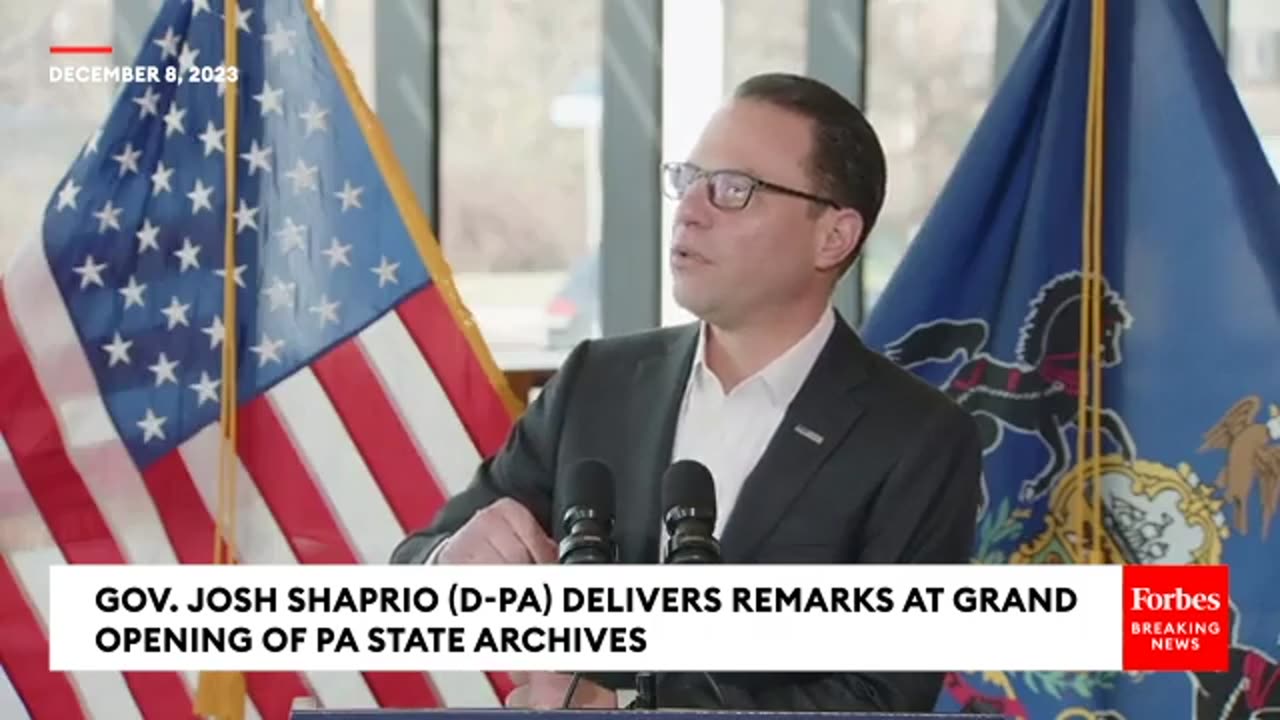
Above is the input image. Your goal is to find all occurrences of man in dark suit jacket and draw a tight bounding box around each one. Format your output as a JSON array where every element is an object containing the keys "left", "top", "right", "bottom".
[{"left": 391, "top": 72, "right": 983, "bottom": 713}]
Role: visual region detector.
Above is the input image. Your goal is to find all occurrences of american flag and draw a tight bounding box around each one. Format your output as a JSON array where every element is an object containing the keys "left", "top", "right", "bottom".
[{"left": 0, "top": 0, "right": 521, "bottom": 717}]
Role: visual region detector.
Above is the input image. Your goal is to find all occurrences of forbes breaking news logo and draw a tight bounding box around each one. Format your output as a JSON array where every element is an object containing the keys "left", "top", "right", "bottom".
[{"left": 1123, "top": 564, "right": 1229, "bottom": 671}]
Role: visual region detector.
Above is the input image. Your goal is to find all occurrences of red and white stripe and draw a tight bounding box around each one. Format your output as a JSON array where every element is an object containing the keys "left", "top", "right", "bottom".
[
  {"left": 0, "top": 235, "right": 517, "bottom": 718},
  {"left": 0, "top": 658, "right": 30, "bottom": 720}
]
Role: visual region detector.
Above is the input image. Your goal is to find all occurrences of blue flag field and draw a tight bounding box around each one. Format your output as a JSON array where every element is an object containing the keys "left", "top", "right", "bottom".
[{"left": 860, "top": 0, "right": 1280, "bottom": 718}]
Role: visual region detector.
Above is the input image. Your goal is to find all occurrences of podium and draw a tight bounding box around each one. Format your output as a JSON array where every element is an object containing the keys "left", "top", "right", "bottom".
[{"left": 289, "top": 711, "right": 1006, "bottom": 719}]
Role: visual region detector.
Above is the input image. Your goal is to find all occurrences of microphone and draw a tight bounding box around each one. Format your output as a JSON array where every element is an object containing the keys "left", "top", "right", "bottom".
[
  {"left": 557, "top": 458, "right": 616, "bottom": 565},
  {"left": 662, "top": 459, "right": 721, "bottom": 564},
  {"left": 624, "top": 459, "right": 725, "bottom": 710},
  {"left": 556, "top": 459, "right": 615, "bottom": 709}
]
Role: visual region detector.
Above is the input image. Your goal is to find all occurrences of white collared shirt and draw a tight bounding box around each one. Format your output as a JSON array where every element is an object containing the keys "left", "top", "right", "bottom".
[
  {"left": 667, "top": 306, "right": 837, "bottom": 539},
  {"left": 428, "top": 308, "right": 837, "bottom": 571}
]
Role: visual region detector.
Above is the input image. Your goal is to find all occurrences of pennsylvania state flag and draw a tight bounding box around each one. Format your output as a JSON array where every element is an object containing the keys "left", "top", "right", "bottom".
[{"left": 860, "top": 0, "right": 1280, "bottom": 718}]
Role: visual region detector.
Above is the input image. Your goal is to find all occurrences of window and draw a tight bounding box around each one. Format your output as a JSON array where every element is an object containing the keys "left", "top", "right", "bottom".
[
  {"left": 322, "top": 0, "right": 375, "bottom": 107},
  {"left": 659, "top": 0, "right": 807, "bottom": 327},
  {"left": 0, "top": 1, "right": 113, "bottom": 271},
  {"left": 723, "top": 0, "right": 807, "bottom": 89},
  {"left": 438, "top": 0, "right": 602, "bottom": 369},
  {"left": 1231, "top": 29, "right": 1280, "bottom": 83},
  {"left": 1229, "top": 0, "right": 1280, "bottom": 177},
  {"left": 862, "top": 0, "right": 997, "bottom": 314}
]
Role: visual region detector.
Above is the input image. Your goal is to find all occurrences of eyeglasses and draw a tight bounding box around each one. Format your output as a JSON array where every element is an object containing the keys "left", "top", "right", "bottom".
[{"left": 661, "top": 161, "right": 842, "bottom": 211}]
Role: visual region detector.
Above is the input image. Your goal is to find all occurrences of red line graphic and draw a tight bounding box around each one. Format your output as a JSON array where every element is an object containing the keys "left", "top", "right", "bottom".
[{"left": 49, "top": 46, "right": 113, "bottom": 55}]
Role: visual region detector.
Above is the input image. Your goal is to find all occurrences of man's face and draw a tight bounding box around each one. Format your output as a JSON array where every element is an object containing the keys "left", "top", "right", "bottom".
[{"left": 670, "top": 99, "right": 839, "bottom": 329}]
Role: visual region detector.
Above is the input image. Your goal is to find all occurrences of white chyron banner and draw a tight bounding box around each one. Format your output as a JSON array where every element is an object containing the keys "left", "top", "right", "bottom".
[{"left": 48, "top": 564, "right": 1123, "bottom": 672}]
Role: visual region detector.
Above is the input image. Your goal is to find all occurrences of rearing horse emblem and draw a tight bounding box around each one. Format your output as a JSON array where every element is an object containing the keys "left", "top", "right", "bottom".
[{"left": 883, "top": 272, "right": 1137, "bottom": 504}]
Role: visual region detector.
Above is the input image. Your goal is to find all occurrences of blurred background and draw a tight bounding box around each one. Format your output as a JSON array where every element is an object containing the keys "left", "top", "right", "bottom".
[{"left": 1, "top": 0, "right": 1277, "bottom": 375}]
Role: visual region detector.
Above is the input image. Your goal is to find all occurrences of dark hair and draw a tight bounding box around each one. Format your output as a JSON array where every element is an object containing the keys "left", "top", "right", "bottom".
[{"left": 732, "top": 72, "right": 887, "bottom": 242}]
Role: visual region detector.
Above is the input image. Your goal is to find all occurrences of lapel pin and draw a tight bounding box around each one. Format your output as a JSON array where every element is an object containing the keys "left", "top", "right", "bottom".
[{"left": 794, "top": 425, "right": 824, "bottom": 445}]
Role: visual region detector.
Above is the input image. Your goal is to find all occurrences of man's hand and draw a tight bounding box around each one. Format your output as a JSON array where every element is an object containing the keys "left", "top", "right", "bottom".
[
  {"left": 436, "top": 498, "right": 558, "bottom": 564},
  {"left": 504, "top": 672, "right": 617, "bottom": 709}
]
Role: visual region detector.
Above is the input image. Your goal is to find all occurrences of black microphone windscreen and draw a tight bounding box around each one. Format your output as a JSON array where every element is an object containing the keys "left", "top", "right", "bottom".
[
  {"left": 559, "top": 459, "right": 617, "bottom": 565},
  {"left": 662, "top": 459, "right": 716, "bottom": 520},
  {"left": 563, "top": 458, "right": 615, "bottom": 518}
]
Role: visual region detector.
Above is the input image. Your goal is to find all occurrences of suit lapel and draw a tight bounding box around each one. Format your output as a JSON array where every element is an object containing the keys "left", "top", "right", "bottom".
[
  {"left": 616, "top": 326, "right": 699, "bottom": 564},
  {"left": 719, "top": 318, "right": 872, "bottom": 563}
]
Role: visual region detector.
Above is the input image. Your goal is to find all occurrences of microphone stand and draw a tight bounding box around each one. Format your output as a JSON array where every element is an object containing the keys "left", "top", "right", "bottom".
[
  {"left": 633, "top": 672, "right": 658, "bottom": 709},
  {"left": 626, "top": 670, "right": 724, "bottom": 709},
  {"left": 559, "top": 671, "right": 667, "bottom": 710},
  {"left": 560, "top": 673, "right": 583, "bottom": 709},
  {"left": 627, "top": 539, "right": 724, "bottom": 710},
  {"left": 645, "top": 513, "right": 727, "bottom": 710}
]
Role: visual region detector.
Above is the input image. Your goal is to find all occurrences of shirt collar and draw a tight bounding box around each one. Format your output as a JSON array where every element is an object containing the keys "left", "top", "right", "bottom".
[{"left": 688, "top": 306, "right": 836, "bottom": 407}]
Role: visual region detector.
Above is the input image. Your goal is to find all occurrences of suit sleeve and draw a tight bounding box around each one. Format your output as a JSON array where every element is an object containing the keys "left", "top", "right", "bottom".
[
  {"left": 650, "top": 403, "right": 984, "bottom": 712},
  {"left": 388, "top": 339, "right": 592, "bottom": 564}
]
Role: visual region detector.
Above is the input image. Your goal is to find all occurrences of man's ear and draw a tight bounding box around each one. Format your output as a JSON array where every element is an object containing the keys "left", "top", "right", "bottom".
[{"left": 815, "top": 208, "right": 865, "bottom": 271}]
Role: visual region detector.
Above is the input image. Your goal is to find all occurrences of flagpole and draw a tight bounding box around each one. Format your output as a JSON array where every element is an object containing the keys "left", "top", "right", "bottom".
[
  {"left": 217, "top": 0, "right": 242, "bottom": 576},
  {"left": 1087, "top": 0, "right": 1107, "bottom": 567},
  {"left": 1075, "top": 3, "right": 1094, "bottom": 564},
  {"left": 196, "top": 0, "right": 247, "bottom": 717},
  {"left": 1076, "top": 0, "right": 1108, "bottom": 566}
]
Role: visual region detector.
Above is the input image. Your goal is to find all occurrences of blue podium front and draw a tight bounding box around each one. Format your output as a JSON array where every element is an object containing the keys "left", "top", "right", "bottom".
[{"left": 290, "top": 711, "right": 1006, "bottom": 719}]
